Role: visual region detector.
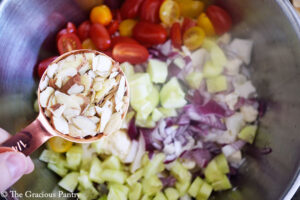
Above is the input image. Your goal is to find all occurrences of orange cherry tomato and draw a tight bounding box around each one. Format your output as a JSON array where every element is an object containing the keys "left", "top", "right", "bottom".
[
  {"left": 197, "top": 13, "right": 215, "bottom": 36},
  {"left": 77, "top": 20, "right": 91, "bottom": 41},
  {"left": 48, "top": 137, "right": 73, "bottom": 153},
  {"left": 90, "top": 5, "right": 113, "bottom": 26},
  {"left": 183, "top": 26, "right": 206, "bottom": 50},
  {"left": 111, "top": 36, "right": 139, "bottom": 48},
  {"left": 133, "top": 21, "right": 167, "bottom": 45},
  {"left": 113, "top": 43, "right": 149, "bottom": 64},
  {"left": 107, "top": 20, "right": 119, "bottom": 35},
  {"left": 159, "top": 0, "right": 180, "bottom": 26},
  {"left": 119, "top": 19, "right": 137, "bottom": 37},
  {"left": 82, "top": 38, "right": 97, "bottom": 50},
  {"left": 170, "top": 22, "right": 182, "bottom": 49},
  {"left": 182, "top": 17, "right": 197, "bottom": 35},
  {"left": 90, "top": 23, "right": 111, "bottom": 51},
  {"left": 57, "top": 33, "right": 82, "bottom": 55},
  {"left": 206, "top": 5, "right": 232, "bottom": 35},
  {"left": 177, "top": 0, "right": 204, "bottom": 18},
  {"left": 139, "top": 0, "right": 162, "bottom": 23}
]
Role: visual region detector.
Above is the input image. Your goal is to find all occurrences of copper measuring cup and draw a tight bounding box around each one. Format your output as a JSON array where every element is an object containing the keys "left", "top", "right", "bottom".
[{"left": 0, "top": 49, "right": 130, "bottom": 156}]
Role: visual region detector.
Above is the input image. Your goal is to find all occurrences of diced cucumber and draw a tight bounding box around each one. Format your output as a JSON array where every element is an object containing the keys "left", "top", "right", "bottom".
[
  {"left": 147, "top": 59, "right": 168, "bottom": 83},
  {"left": 196, "top": 181, "right": 212, "bottom": 200},
  {"left": 142, "top": 154, "right": 150, "bottom": 167},
  {"left": 141, "top": 195, "right": 151, "bottom": 200},
  {"left": 185, "top": 72, "right": 203, "bottom": 89},
  {"left": 160, "top": 78, "right": 187, "bottom": 109},
  {"left": 89, "top": 156, "right": 104, "bottom": 184},
  {"left": 129, "top": 73, "right": 153, "bottom": 102},
  {"left": 214, "top": 154, "right": 230, "bottom": 174},
  {"left": 210, "top": 45, "right": 227, "bottom": 69},
  {"left": 78, "top": 170, "right": 94, "bottom": 189},
  {"left": 136, "top": 114, "right": 156, "bottom": 128},
  {"left": 203, "top": 61, "right": 223, "bottom": 78},
  {"left": 144, "top": 153, "right": 165, "bottom": 178},
  {"left": 157, "top": 107, "right": 177, "bottom": 117},
  {"left": 107, "top": 186, "right": 127, "bottom": 200},
  {"left": 188, "top": 177, "right": 204, "bottom": 197},
  {"left": 204, "top": 160, "right": 223, "bottom": 183},
  {"left": 98, "top": 195, "right": 108, "bottom": 200},
  {"left": 151, "top": 108, "right": 164, "bottom": 122},
  {"left": 58, "top": 172, "right": 79, "bottom": 192},
  {"left": 39, "top": 149, "right": 63, "bottom": 164},
  {"left": 175, "top": 180, "right": 191, "bottom": 197},
  {"left": 238, "top": 125, "right": 257, "bottom": 144},
  {"left": 202, "top": 38, "right": 217, "bottom": 51},
  {"left": 129, "top": 183, "right": 142, "bottom": 200},
  {"left": 211, "top": 174, "right": 232, "bottom": 191},
  {"left": 153, "top": 192, "right": 167, "bottom": 200},
  {"left": 108, "top": 183, "right": 129, "bottom": 196},
  {"left": 170, "top": 160, "right": 191, "bottom": 182},
  {"left": 102, "top": 155, "right": 122, "bottom": 170},
  {"left": 66, "top": 145, "right": 82, "bottom": 170},
  {"left": 127, "top": 168, "right": 144, "bottom": 186},
  {"left": 165, "top": 187, "right": 180, "bottom": 200},
  {"left": 47, "top": 163, "right": 68, "bottom": 177},
  {"left": 206, "top": 75, "right": 228, "bottom": 93},
  {"left": 120, "top": 62, "right": 135, "bottom": 78},
  {"left": 77, "top": 192, "right": 88, "bottom": 200},
  {"left": 99, "top": 169, "right": 127, "bottom": 184},
  {"left": 142, "top": 176, "right": 163, "bottom": 196}
]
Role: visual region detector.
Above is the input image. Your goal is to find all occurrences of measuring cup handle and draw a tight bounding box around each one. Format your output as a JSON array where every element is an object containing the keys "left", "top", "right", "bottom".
[{"left": 1, "top": 118, "right": 53, "bottom": 156}]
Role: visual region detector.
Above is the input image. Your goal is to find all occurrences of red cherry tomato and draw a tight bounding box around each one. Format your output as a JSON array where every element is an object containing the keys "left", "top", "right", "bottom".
[
  {"left": 139, "top": 0, "right": 162, "bottom": 23},
  {"left": 107, "top": 20, "right": 119, "bottom": 35},
  {"left": 112, "top": 9, "right": 122, "bottom": 23},
  {"left": 182, "top": 17, "right": 197, "bottom": 35},
  {"left": 56, "top": 28, "right": 68, "bottom": 41},
  {"left": 113, "top": 43, "right": 149, "bottom": 64},
  {"left": 67, "top": 22, "right": 77, "bottom": 34},
  {"left": 111, "top": 36, "right": 139, "bottom": 47},
  {"left": 57, "top": 33, "right": 82, "bottom": 55},
  {"left": 170, "top": 22, "right": 182, "bottom": 49},
  {"left": 90, "top": 23, "right": 111, "bottom": 51},
  {"left": 206, "top": 5, "right": 232, "bottom": 35},
  {"left": 133, "top": 21, "right": 167, "bottom": 45},
  {"left": 121, "top": 0, "right": 144, "bottom": 19},
  {"left": 77, "top": 21, "right": 91, "bottom": 41},
  {"left": 37, "top": 56, "right": 58, "bottom": 78},
  {"left": 103, "top": 49, "right": 113, "bottom": 57}
]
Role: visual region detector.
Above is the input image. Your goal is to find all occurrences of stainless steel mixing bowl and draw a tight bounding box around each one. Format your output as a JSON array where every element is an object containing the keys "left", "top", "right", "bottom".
[{"left": 0, "top": 0, "right": 299, "bottom": 199}]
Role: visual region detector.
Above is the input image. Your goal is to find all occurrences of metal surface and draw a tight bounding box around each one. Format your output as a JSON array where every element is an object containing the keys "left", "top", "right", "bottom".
[{"left": 0, "top": 0, "right": 299, "bottom": 199}]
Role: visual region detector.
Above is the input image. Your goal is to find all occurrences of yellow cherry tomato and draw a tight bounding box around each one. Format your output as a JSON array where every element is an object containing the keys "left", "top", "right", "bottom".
[
  {"left": 90, "top": 5, "right": 112, "bottom": 26},
  {"left": 197, "top": 13, "right": 215, "bottom": 36},
  {"left": 176, "top": 0, "right": 204, "bottom": 18},
  {"left": 159, "top": 0, "right": 180, "bottom": 26},
  {"left": 119, "top": 19, "right": 137, "bottom": 37},
  {"left": 48, "top": 137, "right": 73, "bottom": 153},
  {"left": 82, "top": 38, "right": 97, "bottom": 50},
  {"left": 183, "top": 26, "right": 206, "bottom": 50}
]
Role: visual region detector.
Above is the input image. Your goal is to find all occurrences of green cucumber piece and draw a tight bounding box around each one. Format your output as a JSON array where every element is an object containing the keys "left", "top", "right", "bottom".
[
  {"left": 89, "top": 156, "right": 104, "bottom": 184},
  {"left": 204, "top": 160, "right": 223, "bottom": 183},
  {"left": 188, "top": 177, "right": 204, "bottom": 197},
  {"left": 129, "top": 183, "right": 142, "bottom": 200},
  {"left": 39, "top": 149, "right": 63, "bottom": 164},
  {"left": 160, "top": 77, "right": 187, "bottom": 109},
  {"left": 214, "top": 154, "right": 230, "bottom": 174},
  {"left": 203, "top": 60, "right": 223, "bottom": 78},
  {"left": 98, "top": 195, "right": 108, "bottom": 200},
  {"left": 202, "top": 38, "right": 217, "bottom": 51},
  {"left": 107, "top": 186, "right": 127, "bottom": 200},
  {"left": 211, "top": 174, "right": 232, "bottom": 191},
  {"left": 175, "top": 180, "right": 191, "bottom": 197},
  {"left": 108, "top": 183, "right": 129, "bottom": 196},
  {"left": 196, "top": 181, "right": 213, "bottom": 200},
  {"left": 99, "top": 169, "right": 127, "bottom": 184},
  {"left": 157, "top": 107, "right": 177, "bottom": 117},
  {"left": 153, "top": 192, "right": 167, "bottom": 200},
  {"left": 47, "top": 163, "right": 68, "bottom": 177},
  {"left": 129, "top": 73, "right": 153, "bottom": 102},
  {"left": 238, "top": 125, "right": 257, "bottom": 144},
  {"left": 210, "top": 45, "right": 227, "bottom": 69},
  {"left": 141, "top": 195, "right": 151, "bottom": 200},
  {"left": 206, "top": 75, "right": 228, "bottom": 93},
  {"left": 58, "top": 172, "right": 79, "bottom": 192},
  {"left": 147, "top": 59, "right": 168, "bottom": 83},
  {"left": 136, "top": 114, "right": 156, "bottom": 128},
  {"left": 66, "top": 145, "right": 82, "bottom": 170},
  {"left": 142, "top": 176, "right": 163, "bottom": 196},
  {"left": 120, "top": 62, "right": 135, "bottom": 78},
  {"left": 151, "top": 108, "right": 164, "bottom": 122},
  {"left": 164, "top": 187, "right": 180, "bottom": 200},
  {"left": 127, "top": 168, "right": 144, "bottom": 186},
  {"left": 102, "top": 155, "right": 122, "bottom": 170},
  {"left": 142, "top": 154, "right": 150, "bottom": 167},
  {"left": 144, "top": 153, "right": 165, "bottom": 179},
  {"left": 185, "top": 72, "right": 203, "bottom": 89},
  {"left": 170, "top": 160, "right": 191, "bottom": 182}
]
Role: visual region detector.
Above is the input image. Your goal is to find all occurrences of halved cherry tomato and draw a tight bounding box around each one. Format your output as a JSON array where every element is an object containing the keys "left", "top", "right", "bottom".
[
  {"left": 48, "top": 137, "right": 73, "bottom": 153},
  {"left": 183, "top": 26, "right": 206, "bottom": 50},
  {"left": 57, "top": 33, "right": 82, "bottom": 55},
  {"left": 182, "top": 17, "right": 197, "bottom": 35},
  {"left": 159, "top": 0, "right": 180, "bottom": 26},
  {"left": 119, "top": 19, "right": 137, "bottom": 37},
  {"left": 82, "top": 38, "right": 97, "bottom": 50},
  {"left": 90, "top": 5, "right": 113, "bottom": 26},
  {"left": 37, "top": 56, "right": 58, "bottom": 78},
  {"left": 77, "top": 21, "right": 91, "bottom": 41},
  {"left": 133, "top": 21, "right": 167, "bottom": 45},
  {"left": 170, "top": 22, "right": 182, "bottom": 49},
  {"left": 56, "top": 28, "right": 68, "bottom": 41},
  {"left": 90, "top": 23, "right": 111, "bottom": 51},
  {"left": 107, "top": 20, "right": 119, "bottom": 35},
  {"left": 206, "top": 5, "right": 232, "bottom": 35},
  {"left": 139, "top": 0, "right": 162, "bottom": 23},
  {"left": 111, "top": 36, "right": 139, "bottom": 47},
  {"left": 197, "top": 13, "right": 215, "bottom": 36},
  {"left": 176, "top": 0, "right": 204, "bottom": 18},
  {"left": 113, "top": 43, "right": 149, "bottom": 64},
  {"left": 67, "top": 22, "right": 77, "bottom": 34},
  {"left": 121, "top": 0, "right": 144, "bottom": 19}
]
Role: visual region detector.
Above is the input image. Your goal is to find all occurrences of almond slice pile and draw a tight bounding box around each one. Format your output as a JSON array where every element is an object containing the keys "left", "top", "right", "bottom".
[{"left": 39, "top": 51, "right": 129, "bottom": 138}]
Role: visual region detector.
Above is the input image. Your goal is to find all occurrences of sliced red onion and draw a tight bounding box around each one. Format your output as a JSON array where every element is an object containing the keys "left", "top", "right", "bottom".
[
  {"left": 128, "top": 117, "right": 139, "bottom": 140},
  {"left": 140, "top": 128, "right": 158, "bottom": 152},
  {"left": 181, "top": 148, "right": 212, "bottom": 168},
  {"left": 156, "top": 40, "right": 172, "bottom": 56},
  {"left": 160, "top": 176, "right": 177, "bottom": 188}
]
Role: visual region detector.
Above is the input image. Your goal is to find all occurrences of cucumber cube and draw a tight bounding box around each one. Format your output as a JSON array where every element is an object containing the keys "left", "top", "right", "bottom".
[
  {"left": 188, "top": 177, "right": 204, "bottom": 197},
  {"left": 99, "top": 169, "right": 127, "bottom": 184},
  {"left": 142, "top": 154, "right": 150, "bottom": 167},
  {"left": 47, "top": 163, "right": 68, "bottom": 177},
  {"left": 89, "top": 157, "right": 104, "bottom": 184},
  {"left": 206, "top": 75, "right": 228, "bottom": 93},
  {"left": 144, "top": 153, "right": 165, "bottom": 178},
  {"left": 175, "top": 180, "right": 191, "bottom": 197},
  {"left": 204, "top": 160, "right": 223, "bottom": 183},
  {"left": 120, "top": 62, "right": 135, "bottom": 78},
  {"left": 98, "top": 195, "right": 107, "bottom": 200},
  {"left": 160, "top": 78, "right": 187, "bottom": 109},
  {"left": 78, "top": 171, "right": 99, "bottom": 199},
  {"left": 66, "top": 145, "right": 82, "bottom": 170},
  {"left": 107, "top": 187, "right": 127, "bottom": 200},
  {"left": 108, "top": 183, "right": 129, "bottom": 196},
  {"left": 157, "top": 107, "right": 177, "bottom": 117},
  {"left": 142, "top": 176, "right": 163, "bottom": 196},
  {"left": 211, "top": 174, "right": 232, "bottom": 191},
  {"left": 164, "top": 187, "right": 180, "bottom": 200},
  {"left": 129, "top": 73, "right": 153, "bottom": 101},
  {"left": 196, "top": 182, "right": 213, "bottom": 200},
  {"left": 136, "top": 115, "right": 156, "bottom": 128},
  {"left": 185, "top": 72, "right": 203, "bottom": 89},
  {"left": 39, "top": 149, "right": 63, "bottom": 164},
  {"left": 202, "top": 38, "right": 217, "bottom": 51},
  {"left": 238, "top": 125, "right": 257, "bottom": 144},
  {"left": 102, "top": 155, "right": 122, "bottom": 170},
  {"left": 127, "top": 169, "right": 144, "bottom": 186},
  {"left": 203, "top": 61, "right": 223, "bottom": 78},
  {"left": 58, "top": 172, "right": 79, "bottom": 192},
  {"left": 153, "top": 192, "right": 167, "bottom": 200},
  {"left": 141, "top": 195, "right": 151, "bottom": 200},
  {"left": 151, "top": 108, "right": 164, "bottom": 122},
  {"left": 210, "top": 45, "right": 227, "bottom": 69},
  {"left": 129, "top": 183, "right": 142, "bottom": 200},
  {"left": 214, "top": 154, "right": 230, "bottom": 174},
  {"left": 170, "top": 161, "right": 191, "bottom": 182},
  {"left": 147, "top": 59, "right": 168, "bottom": 83}
]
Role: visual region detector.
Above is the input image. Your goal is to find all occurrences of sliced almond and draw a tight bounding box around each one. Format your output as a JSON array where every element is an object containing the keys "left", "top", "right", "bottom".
[
  {"left": 78, "top": 62, "right": 90, "bottom": 75},
  {"left": 115, "top": 76, "right": 126, "bottom": 112},
  {"left": 39, "top": 76, "right": 49, "bottom": 91},
  {"left": 50, "top": 104, "right": 65, "bottom": 118},
  {"left": 55, "top": 91, "right": 81, "bottom": 110},
  {"left": 98, "top": 101, "right": 113, "bottom": 133},
  {"left": 55, "top": 67, "right": 77, "bottom": 87},
  {"left": 71, "top": 116, "right": 97, "bottom": 131},
  {"left": 88, "top": 116, "right": 100, "bottom": 124},
  {"left": 40, "top": 87, "right": 54, "bottom": 108},
  {"left": 103, "top": 112, "right": 122, "bottom": 135},
  {"left": 69, "top": 124, "right": 84, "bottom": 137},
  {"left": 47, "top": 63, "right": 58, "bottom": 79},
  {"left": 84, "top": 105, "right": 96, "bottom": 116},
  {"left": 60, "top": 74, "right": 81, "bottom": 93},
  {"left": 109, "top": 71, "right": 119, "bottom": 79},
  {"left": 63, "top": 107, "right": 81, "bottom": 121},
  {"left": 95, "top": 79, "right": 116, "bottom": 103},
  {"left": 81, "top": 74, "right": 93, "bottom": 95},
  {"left": 67, "top": 84, "right": 84, "bottom": 95},
  {"left": 52, "top": 116, "right": 69, "bottom": 134},
  {"left": 92, "top": 55, "right": 112, "bottom": 77}
]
